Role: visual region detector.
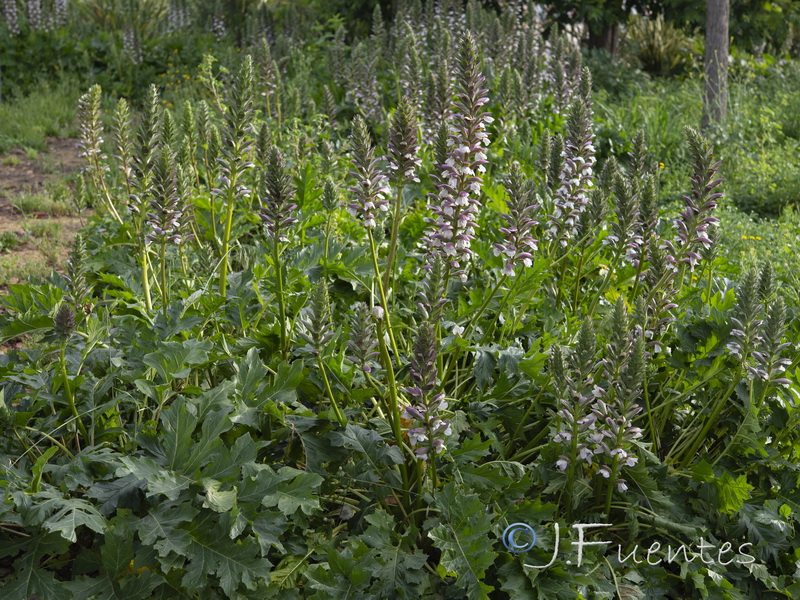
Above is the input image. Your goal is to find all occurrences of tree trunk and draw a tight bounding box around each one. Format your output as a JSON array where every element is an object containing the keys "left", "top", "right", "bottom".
[
  {"left": 587, "top": 23, "right": 618, "bottom": 55},
  {"left": 702, "top": 0, "right": 729, "bottom": 130}
]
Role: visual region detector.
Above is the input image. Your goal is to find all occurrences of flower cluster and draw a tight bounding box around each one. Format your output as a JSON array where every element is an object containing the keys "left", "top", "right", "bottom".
[
  {"left": 297, "top": 279, "right": 335, "bottom": 357},
  {"left": 4, "top": 0, "right": 19, "bottom": 36},
  {"left": 672, "top": 126, "right": 722, "bottom": 270},
  {"left": 212, "top": 12, "right": 226, "bottom": 41},
  {"left": 425, "top": 31, "right": 493, "bottom": 282},
  {"left": 726, "top": 268, "right": 763, "bottom": 363},
  {"left": 123, "top": 26, "right": 143, "bottom": 65},
  {"left": 167, "top": 0, "right": 191, "bottom": 33},
  {"left": 493, "top": 164, "right": 538, "bottom": 276},
  {"left": 387, "top": 95, "right": 421, "bottom": 186},
  {"left": 77, "top": 85, "right": 108, "bottom": 168},
  {"left": 552, "top": 321, "right": 600, "bottom": 472},
  {"left": 345, "top": 302, "right": 381, "bottom": 375},
  {"left": 146, "top": 150, "right": 184, "bottom": 245},
  {"left": 402, "top": 320, "right": 451, "bottom": 460},
  {"left": 546, "top": 68, "right": 595, "bottom": 248},
  {"left": 347, "top": 116, "right": 389, "bottom": 229},
  {"left": 258, "top": 140, "right": 298, "bottom": 243}
]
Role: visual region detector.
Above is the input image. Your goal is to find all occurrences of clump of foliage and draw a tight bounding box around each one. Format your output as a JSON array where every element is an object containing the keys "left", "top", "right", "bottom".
[{"left": 2, "top": 2, "right": 800, "bottom": 599}]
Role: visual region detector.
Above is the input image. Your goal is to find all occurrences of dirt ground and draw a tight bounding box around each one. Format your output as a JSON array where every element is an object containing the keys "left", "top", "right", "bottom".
[{"left": 0, "top": 137, "right": 85, "bottom": 290}]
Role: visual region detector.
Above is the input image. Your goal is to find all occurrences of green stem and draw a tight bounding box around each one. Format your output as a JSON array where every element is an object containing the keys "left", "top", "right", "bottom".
[
  {"left": 140, "top": 240, "right": 153, "bottom": 312},
  {"left": 604, "top": 457, "right": 619, "bottom": 517},
  {"left": 219, "top": 167, "right": 239, "bottom": 297},
  {"left": 367, "top": 230, "right": 401, "bottom": 361},
  {"left": 383, "top": 184, "right": 404, "bottom": 292},
  {"left": 60, "top": 344, "right": 87, "bottom": 439},
  {"left": 674, "top": 371, "right": 741, "bottom": 467},
  {"left": 160, "top": 239, "right": 168, "bottom": 318},
  {"left": 587, "top": 248, "right": 623, "bottom": 315},
  {"left": 273, "top": 236, "right": 287, "bottom": 357},
  {"left": 92, "top": 153, "right": 123, "bottom": 225},
  {"left": 317, "top": 356, "right": 346, "bottom": 426},
  {"left": 572, "top": 247, "right": 586, "bottom": 313},
  {"left": 440, "top": 274, "right": 508, "bottom": 386}
]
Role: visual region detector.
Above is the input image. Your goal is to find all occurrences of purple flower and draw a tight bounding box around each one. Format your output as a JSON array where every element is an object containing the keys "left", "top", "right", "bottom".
[
  {"left": 402, "top": 320, "right": 451, "bottom": 460},
  {"left": 347, "top": 116, "right": 389, "bottom": 229},
  {"left": 424, "top": 31, "right": 493, "bottom": 282},
  {"left": 492, "top": 164, "right": 538, "bottom": 276},
  {"left": 673, "top": 127, "right": 722, "bottom": 271},
  {"left": 546, "top": 69, "right": 595, "bottom": 248}
]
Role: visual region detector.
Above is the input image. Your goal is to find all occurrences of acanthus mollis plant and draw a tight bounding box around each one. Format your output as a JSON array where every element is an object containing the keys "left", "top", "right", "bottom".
[
  {"left": 297, "top": 279, "right": 346, "bottom": 426},
  {"left": 346, "top": 302, "right": 381, "bottom": 377},
  {"left": 424, "top": 31, "right": 493, "bottom": 283},
  {"left": 63, "top": 233, "right": 93, "bottom": 323},
  {"left": 128, "top": 84, "right": 163, "bottom": 311},
  {"left": 347, "top": 115, "right": 402, "bottom": 396},
  {"left": 671, "top": 126, "right": 722, "bottom": 282},
  {"left": 348, "top": 42, "right": 382, "bottom": 124},
  {"left": 591, "top": 299, "right": 644, "bottom": 511},
  {"left": 258, "top": 135, "right": 298, "bottom": 358},
  {"left": 347, "top": 116, "right": 389, "bottom": 230},
  {"left": 424, "top": 47, "right": 453, "bottom": 141},
  {"left": 4, "top": 0, "right": 20, "bottom": 36},
  {"left": 550, "top": 320, "right": 600, "bottom": 516},
  {"left": 603, "top": 172, "right": 642, "bottom": 267},
  {"left": 111, "top": 98, "right": 135, "bottom": 205},
  {"left": 493, "top": 163, "right": 538, "bottom": 277},
  {"left": 147, "top": 145, "right": 184, "bottom": 316},
  {"left": 384, "top": 95, "right": 421, "bottom": 290},
  {"left": 216, "top": 55, "right": 256, "bottom": 297},
  {"left": 545, "top": 68, "right": 595, "bottom": 249},
  {"left": 402, "top": 319, "right": 451, "bottom": 463},
  {"left": 77, "top": 84, "right": 122, "bottom": 225}
]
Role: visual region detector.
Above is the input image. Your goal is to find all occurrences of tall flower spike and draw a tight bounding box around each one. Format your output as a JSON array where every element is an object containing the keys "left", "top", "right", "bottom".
[
  {"left": 146, "top": 147, "right": 183, "bottom": 245},
  {"left": 604, "top": 172, "right": 642, "bottom": 266},
  {"left": 402, "top": 320, "right": 451, "bottom": 460},
  {"left": 418, "top": 252, "right": 449, "bottom": 324},
  {"left": 751, "top": 297, "right": 791, "bottom": 387},
  {"left": 387, "top": 95, "right": 421, "bottom": 186},
  {"left": 546, "top": 133, "right": 565, "bottom": 195},
  {"left": 674, "top": 127, "right": 722, "bottom": 271},
  {"left": 546, "top": 68, "right": 596, "bottom": 248},
  {"left": 4, "top": 0, "right": 20, "bottom": 37},
  {"left": 54, "top": 304, "right": 76, "bottom": 339},
  {"left": 130, "top": 85, "right": 162, "bottom": 215},
  {"left": 258, "top": 145, "right": 298, "bottom": 243},
  {"left": 493, "top": 163, "right": 539, "bottom": 276},
  {"left": 347, "top": 116, "right": 389, "bottom": 229},
  {"left": 77, "top": 84, "right": 109, "bottom": 178},
  {"left": 726, "top": 268, "right": 763, "bottom": 363},
  {"left": 111, "top": 98, "right": 134, "bottom": 198},
  {"left": 424, "top": 31, "right": 493, "bottom": 282},
  {"left": 321, "top": 177, "right": 339, "bottom": 212},
  {"left": 346, "top": 302, "right": 381, "bottom": 374},
  {"left": 64, "top": 233, "right": 93, "bottom": 317},
  {"left": 297, "top": 279, "right": 336, "bottom": 356}
]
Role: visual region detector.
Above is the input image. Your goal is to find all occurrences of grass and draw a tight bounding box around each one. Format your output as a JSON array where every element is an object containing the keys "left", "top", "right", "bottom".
[
  {"left": 0, "top": 252, "right": 51, "bottom": 286},
  {"left": 0, "top": 77, "right": 82, "bottom": 154},
  {"left": 25, "top": 220, "right": 63, "bottom": 239},
  {"left": 12, "top": 185, "right": 74, "bottom": 217}
]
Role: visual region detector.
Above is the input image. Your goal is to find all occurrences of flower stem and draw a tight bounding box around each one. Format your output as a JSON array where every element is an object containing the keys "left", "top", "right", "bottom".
[
  {"left": 219, "top": 168, "right": 239, "bottom": 296},
  {"left": 367, "top": 230, "right": 401, "bottom": 360},
  {"left": 383, "top": 184, "right": 404, "bottom": 292},
  {"left": 273, "top": 236, "right": 287, "bottom": 357},
  {"left": 317, "top": 355, "right": 346, "bottom": 426},
  {"left": 160, "top": 239, "right": 168, "bottom": 319}
]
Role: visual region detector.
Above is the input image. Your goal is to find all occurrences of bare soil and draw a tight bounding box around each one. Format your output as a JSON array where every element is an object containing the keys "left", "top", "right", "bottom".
[{"left": 0, "top": 137, "right": 86, "bottom": 353}]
